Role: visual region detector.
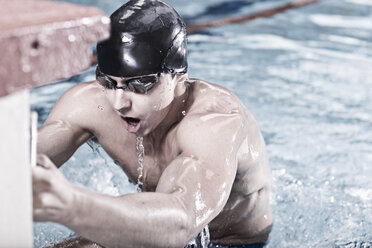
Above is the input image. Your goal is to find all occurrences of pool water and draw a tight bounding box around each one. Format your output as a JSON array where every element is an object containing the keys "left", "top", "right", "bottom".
[{"left": 31, "top": 0, "right": 372, "bottom": 247}]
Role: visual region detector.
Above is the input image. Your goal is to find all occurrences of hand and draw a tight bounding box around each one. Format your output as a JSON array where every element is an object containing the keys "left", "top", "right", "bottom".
[{"left": 32, "top": 154, "right": 76, "bottom": 224}]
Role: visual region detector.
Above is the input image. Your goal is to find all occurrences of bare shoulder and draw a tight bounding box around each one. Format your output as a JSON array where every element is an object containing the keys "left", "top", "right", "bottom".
[
  {"left": 186, "top": 79, "right": 265, "bottom": 141},
  {"left": 50, "top": 81, "right": 105, "bottom": 116},
  {"left": 37, "top": 81, "right": 111, "bottom": 165},
  {"left": 44, "top": 81, "right": 112, "bottom": 131},
  {"left": 181, "top": 79, "right": 249, "bottom": 130},
  {"left": 176, "top": 79, "right": 268, "bottom": 170},
  {"left": 187, "top": 79, "right": 244, "bottom": 115},
  {"left": 176, "top": 79, "right": 248, "bottom": 155}
]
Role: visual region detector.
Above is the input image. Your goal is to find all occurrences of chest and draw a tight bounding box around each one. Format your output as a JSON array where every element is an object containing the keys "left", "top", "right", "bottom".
[{"left": 97, "top": 128, "right": 180, "bottom": 192}]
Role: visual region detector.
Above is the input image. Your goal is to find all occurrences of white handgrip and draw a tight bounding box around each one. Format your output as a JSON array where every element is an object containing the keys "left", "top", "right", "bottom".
[{"left": 30, "top": 111, "right": 38, "bottom": 167}]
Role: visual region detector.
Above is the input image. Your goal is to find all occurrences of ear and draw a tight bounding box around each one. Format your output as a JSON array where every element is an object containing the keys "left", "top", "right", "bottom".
[
  {"left": 174, "top": 73, "right": 188, "bottom": 84},
  {"left": 173, "top": 73, "right": 189, "bottom": 97}
]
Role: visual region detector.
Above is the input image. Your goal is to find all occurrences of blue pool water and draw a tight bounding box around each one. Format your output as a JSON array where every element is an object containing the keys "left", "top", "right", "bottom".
[{"left": 31, "top": 0, "right": 372, "bottom": 247}]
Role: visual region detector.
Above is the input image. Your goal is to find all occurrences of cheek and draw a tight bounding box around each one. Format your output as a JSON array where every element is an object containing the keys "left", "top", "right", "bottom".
[
  {"left": 102, "top": 89, "right": 119, "bottom": 106},
  {"left": 133, "top": 95, "right": 162, "bottom": 120},
  {"left": 145, "top": 94, "right": 172, "bottom": 125},
  {"left": 147, "top": 99, "right": 170, "bottom": 121},
  {"left": 151, "top": 84, "right": 174, "bottom": 111},
  {"left": 105, "top": 91, "right": 115, "bottom": 105}
]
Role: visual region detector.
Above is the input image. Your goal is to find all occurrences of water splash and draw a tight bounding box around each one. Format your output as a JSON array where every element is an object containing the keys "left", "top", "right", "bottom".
[
  {"left": 87, "top": 137, "right": 103, "bottom": 156},
  {"left": 135, "top": 136, "right": 145, "bottom": 192},
  {"left": 200, "top": 225, "right": 210, "bottom": 247},
  {"left": 185, "top": 225, "right": 210, "bottom": 248}
]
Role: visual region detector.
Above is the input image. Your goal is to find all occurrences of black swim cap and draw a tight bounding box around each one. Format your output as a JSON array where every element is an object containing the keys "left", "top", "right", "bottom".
[{"left": 97, "top": 0, "right": 188, "bottom": 77}]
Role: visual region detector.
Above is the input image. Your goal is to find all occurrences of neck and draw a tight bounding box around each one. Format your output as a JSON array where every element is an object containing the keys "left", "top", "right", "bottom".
[{"left": 147, "top": 75, "right": 192, "bottom": 143}]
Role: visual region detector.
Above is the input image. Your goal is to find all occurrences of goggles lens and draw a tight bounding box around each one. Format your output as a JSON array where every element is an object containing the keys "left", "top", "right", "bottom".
[{"left": 96, "top": 67, "right": 159, "bottom": 94}]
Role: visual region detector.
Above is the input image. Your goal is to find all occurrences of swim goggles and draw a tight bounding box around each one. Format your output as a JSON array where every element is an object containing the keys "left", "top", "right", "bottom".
[{"left": 96, "top": 66, "right": 160, "bottom": 94}]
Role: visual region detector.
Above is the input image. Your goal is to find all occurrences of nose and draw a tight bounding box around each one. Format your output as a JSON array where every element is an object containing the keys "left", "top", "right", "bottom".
[{"left": 112, "top": 90, "right": 132, "bottom": 112}]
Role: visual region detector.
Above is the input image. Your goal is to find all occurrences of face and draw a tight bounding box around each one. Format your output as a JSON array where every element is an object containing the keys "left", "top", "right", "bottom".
[{"left": 98, "top": 71, "right": 178, "bottom": 136}]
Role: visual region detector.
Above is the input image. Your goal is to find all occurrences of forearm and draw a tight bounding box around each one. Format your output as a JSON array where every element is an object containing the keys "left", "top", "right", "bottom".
[{"left": 65, "top": 187, "right": 191, "bottom": 248}]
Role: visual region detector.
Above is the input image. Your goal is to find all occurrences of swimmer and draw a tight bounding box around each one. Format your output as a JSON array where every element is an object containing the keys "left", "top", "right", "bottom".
[{"left": 33, "top": 0, "right": 272, "bottom": 247}]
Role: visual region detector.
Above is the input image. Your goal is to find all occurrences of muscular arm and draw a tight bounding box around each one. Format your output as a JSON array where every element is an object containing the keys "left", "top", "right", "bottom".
[
  {"left": 37, "top": 83, "right": 94, "bottom": 167},
  {"left": 38, "top": 120, "right": 91, "bottom": 167},
  {"left": 35, "top": 112, "right": 246, "bottom": 248}
]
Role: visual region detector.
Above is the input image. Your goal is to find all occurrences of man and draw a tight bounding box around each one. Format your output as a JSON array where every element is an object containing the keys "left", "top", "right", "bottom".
[{"left": 33, "top": 0, "right": 272, "bottom": 247}]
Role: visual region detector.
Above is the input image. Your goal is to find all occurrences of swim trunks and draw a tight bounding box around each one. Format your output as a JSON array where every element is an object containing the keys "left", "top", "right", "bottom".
[{"left": 208, "top": 243, "right": 266, "bottom": 248}]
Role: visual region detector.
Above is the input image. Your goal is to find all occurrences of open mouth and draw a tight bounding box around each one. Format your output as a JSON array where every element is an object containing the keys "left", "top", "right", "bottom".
[
  {"left": 124, "top": 117, "right": 140, "bottom": 126},
  {"left": 121, "top": 116, "right": 142, "bottom": 133}
]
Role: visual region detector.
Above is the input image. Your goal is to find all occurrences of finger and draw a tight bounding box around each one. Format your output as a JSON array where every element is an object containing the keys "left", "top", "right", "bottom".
[
  {"left": 32, "top": 191, "right": 51, "bottom": 208},
  {"left": 33, "top": 198, "right": 59, "bottom": 222},
  {"left": 32, "top": 165, "right": 48, "bottom": 181},
  {"left": 32, "top": 166, "right": 53, "bottom": 191},
  {"left": 32, "top": 192, "right": 42, "bottom": 207},
  {"left": 33, "top": 207, "right": 49, "bottom": 222},
  {"left": 36, "top": 154, "right": 49, "bottom": 168},
  {"left": 36, "top": 154, "right": 55, "bottom": 169}
]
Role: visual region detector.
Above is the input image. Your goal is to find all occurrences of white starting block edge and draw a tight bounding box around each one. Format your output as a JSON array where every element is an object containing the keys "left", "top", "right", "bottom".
[{"left": 0, "top": 89, "right": 33, "bottom": 247}]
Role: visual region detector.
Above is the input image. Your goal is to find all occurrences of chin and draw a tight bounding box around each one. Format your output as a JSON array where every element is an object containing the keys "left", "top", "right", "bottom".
[
  {"left": 136, "top": 126, "right": 150, "bottom": 137},
  {"left": 139, "top": 118, "right": 163, "bottom": 137}
]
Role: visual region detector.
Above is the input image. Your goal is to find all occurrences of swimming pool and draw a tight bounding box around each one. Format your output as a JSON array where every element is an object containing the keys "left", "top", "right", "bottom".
[{"left": 31, "top": 0, "right": 372, "bottom": 247}]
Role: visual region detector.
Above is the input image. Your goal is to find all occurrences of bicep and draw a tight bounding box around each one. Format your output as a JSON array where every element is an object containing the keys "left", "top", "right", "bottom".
[
  {"left": 156, "top": 114, "right": 244, "bottom": 229},
  {"left": 156, "top": 154, "right": 235, "bottom": 224}
]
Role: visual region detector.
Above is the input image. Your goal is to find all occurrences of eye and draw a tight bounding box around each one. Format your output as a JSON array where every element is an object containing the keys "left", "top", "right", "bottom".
[
  {"left": 97, "top": 77, "right": 116, "bottom": 89},
  {"left": 134, "top": 76, "right": 157, "bottom": 85},
  {"left": 128, "top": 78, "right": 142, "bottom": 85}
]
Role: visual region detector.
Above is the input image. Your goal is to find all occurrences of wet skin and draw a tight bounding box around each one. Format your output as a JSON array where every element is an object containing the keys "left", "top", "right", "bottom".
[{"left": 35, "top": 73, "right": 272, "bottom": 247}]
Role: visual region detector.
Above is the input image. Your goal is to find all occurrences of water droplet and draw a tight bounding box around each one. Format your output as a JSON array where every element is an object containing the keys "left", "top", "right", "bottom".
[
  {"left": 186, "top": 225, "right": 210, "bottom": 247},
  {"left": 182, "top": 110, "right": 186, "bottom": 116}
]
